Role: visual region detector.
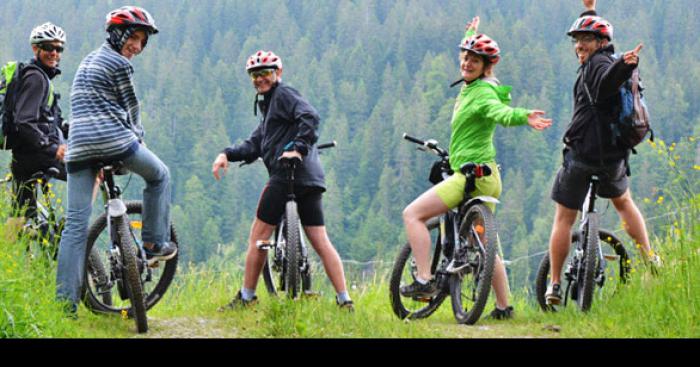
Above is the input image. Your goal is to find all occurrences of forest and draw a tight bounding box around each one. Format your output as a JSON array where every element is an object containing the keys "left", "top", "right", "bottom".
[{"left": 1, "top": 0, "right": 698, "bottom": 291}]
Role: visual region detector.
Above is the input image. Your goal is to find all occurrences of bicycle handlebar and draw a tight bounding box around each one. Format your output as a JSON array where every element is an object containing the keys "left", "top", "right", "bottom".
[
  {"left": 402, "top": 133, "right": 448, "bottom": 158},
  {"left": 317, "top": 141, "right": 337, "bottom": 150}
]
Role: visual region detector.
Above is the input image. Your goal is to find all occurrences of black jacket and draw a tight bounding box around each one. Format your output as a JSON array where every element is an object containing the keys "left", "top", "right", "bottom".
[
  {"left": 563, "top": 44, "right": 637, "bottom": 164},
  {"left": 11, "top": 59, "right": 65, "bottom": 165},
  {"left": 223, "top": 82, "right": 326, "bottom": 189}
]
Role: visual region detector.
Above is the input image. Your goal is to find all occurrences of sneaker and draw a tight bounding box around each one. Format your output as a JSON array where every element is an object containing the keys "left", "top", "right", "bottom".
[
  {"left": 545, "top": 283, "right": 562, "bottom": 306},
  {"left": 217, "top": 291, "right": 258, "bottom": 312},
  {"left": 144, "top": 241, "right": 178, "bottom": 262},
  {"left": 399, "top": 279, "right": 438, "bottom": 298},
  {"left": 336, "top": 298, "right": 355, "bottom": 312},
  {"left": 487, "top": 305, "right": 514, "bottom": 320}
]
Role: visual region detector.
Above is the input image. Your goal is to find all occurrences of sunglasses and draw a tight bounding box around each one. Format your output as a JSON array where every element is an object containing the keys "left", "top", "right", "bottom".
[
  {"left": 571, "top": 34, "right": 598, "bottom": 44},
  {"left": 37, "top": 43, "right": 64, "bottom": 53},
  {"left": 249, "top": 69, "right": 275, "bottom": 79}
]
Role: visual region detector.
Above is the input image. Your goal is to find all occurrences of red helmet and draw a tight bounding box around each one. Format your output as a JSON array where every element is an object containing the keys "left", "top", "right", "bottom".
[
  {"left": 567, "top": 16, "right": 613, "bottom": 41},
  {"left": 105, "top": 6, "right": 159, "bottom": 34},
  {"left": 246, "top": 50, "right": 283, "bottom": 72},
  {"left": 459, "top": 34, "right": 501, "bottom": 63}
]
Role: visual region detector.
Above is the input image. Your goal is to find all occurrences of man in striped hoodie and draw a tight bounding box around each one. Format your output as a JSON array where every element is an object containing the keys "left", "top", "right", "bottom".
[{"left": 56, "top": 6, "right": 176, "bottom": 314}]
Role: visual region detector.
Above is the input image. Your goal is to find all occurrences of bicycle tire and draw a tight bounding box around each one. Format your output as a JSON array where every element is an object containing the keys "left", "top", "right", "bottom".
[
  {"left": 389, "top": 217, "right": 448, "bottom": 320},
  {"left": 448, "top": 204, "right": 497, "bottom": 325},
  {"left": 83, "top": 201, "right": 178, "bottom": 314},
  {"left": 578, "top": 212, "right": 600, "bottom": 312},
  {"left": 261, "top": 257, "right": 277, "bottom": 295},
  {"left": 535, "top": 229, "right": 630, "bottom": 312},
  {"left": 284, "top": 201, "right": 301, "bottom": 299},
  {"left": 115, "top": 215, "right": 148, "bottom": 333}
]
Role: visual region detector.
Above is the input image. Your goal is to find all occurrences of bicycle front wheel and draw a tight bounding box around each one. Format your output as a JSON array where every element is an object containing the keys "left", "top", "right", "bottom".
[
  {"left": 83, "top": 201, "right": 178, "bottom": 314},
  {"left": 115, "top": 215, "right": 148, "bottom": 333},
  {"left": 284, "top": 201, "right": 302, "bottom": 299},
  {"left": 389, "top": 217, "right": 448, "bottom": 320},
  {"left": 448, "top": 204, "right": 497, "bottom": 325}
]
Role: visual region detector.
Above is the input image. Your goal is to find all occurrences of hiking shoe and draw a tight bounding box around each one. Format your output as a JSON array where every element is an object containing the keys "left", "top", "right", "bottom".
[
  {"left": 144, "top": 241, "right": 178, "bottom": 262},
  {"left": 217, "top": 291, "right": 258, "bottom": 312},
  {"left": 487, "top": 305, "right": 514, "bottom": 320},
  {"left": 400, "top": 280, "right": 438, "bottom": 298},
  {"left": 336, "top": 298, "right": 355, "bottom": 312},
  {"left": 545, "top": 283, "right": 562, "bottom": 306}
]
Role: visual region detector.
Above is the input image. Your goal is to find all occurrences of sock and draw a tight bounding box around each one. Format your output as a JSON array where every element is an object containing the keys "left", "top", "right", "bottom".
[
  {"left": 336, "top": 291, "right": 351, "bottom": 303},
  {"left": 416, "top": 277, "right": 430, "bottom": 285},
  {"left": 241, "top": 287, "right": 256, "bottom": 301}
]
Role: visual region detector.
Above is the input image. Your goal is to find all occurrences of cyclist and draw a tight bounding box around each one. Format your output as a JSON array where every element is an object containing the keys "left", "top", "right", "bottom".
[
  {"left": 55, "top": 6, "right": 176, "bottom": 315},
  {"left": 8, "top": 23, "right": 68, "bottom": 220},
  {"left": 212, "top": 50, "right": 353, "bottom": 310},
  {"left": 545, "top": 0, "right": 657, "bottom": 306},
  {"left": 400, "top": 17, "right": 552, "bottom": 319}
]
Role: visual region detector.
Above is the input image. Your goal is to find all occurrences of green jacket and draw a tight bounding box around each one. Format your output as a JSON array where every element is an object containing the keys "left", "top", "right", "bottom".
[{"left": 448, "top": 78, "right": 531, "bottom": 171}]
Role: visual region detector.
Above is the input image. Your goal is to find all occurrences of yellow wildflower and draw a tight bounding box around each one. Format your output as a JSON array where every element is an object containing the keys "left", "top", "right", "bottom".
[
  {"left": 657, "top": 196, "right": 664, "bottom": 205},
  {"left": 669, "top": 161, "right": 676, "bottom": 167},
  {"left": 121, "top": 310, "right": 128, "bottom": 320},
  {"left": 694, "top": 165, "right": 700, "bottom": 171}
]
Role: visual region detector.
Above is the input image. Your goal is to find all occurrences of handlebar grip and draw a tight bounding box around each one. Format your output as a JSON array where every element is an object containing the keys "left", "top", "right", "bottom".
[
  {"left": 317, "top": 141, "right": 337, "bottom": 150},
  {"left": 403, "top": 133, "right": 424, "bottom": 145}
]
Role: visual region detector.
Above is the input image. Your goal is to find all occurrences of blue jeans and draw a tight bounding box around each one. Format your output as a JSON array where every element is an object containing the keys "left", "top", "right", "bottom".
[{"left": 56, "top": 145, "right": 171, "bottom": 304}]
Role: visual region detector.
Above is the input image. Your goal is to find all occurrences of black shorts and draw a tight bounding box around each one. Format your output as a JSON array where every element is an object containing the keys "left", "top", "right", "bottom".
[
  {"left": 550, "top": 150, "right": 628, "bottom": 210},
  {"left": 256, "top": 182, "right": 325, "bottom": 226}
]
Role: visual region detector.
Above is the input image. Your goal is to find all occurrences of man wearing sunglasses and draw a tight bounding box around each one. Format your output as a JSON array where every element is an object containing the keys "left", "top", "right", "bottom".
[
  {"left": 8, "top": 22, "right": 68, "bottom": 220},
  {"left": 212, "top": 50, "right": 354, "bottom": 310}
]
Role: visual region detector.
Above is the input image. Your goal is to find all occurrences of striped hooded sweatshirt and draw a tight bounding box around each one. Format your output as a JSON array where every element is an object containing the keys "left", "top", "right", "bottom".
[{"left": 66, "top": 43, "right": 143, "bottom": 172}]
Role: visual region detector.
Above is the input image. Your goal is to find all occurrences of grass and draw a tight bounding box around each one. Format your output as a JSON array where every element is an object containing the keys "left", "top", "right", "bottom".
[{"left": 1, "top": 192, "right": 698, "bottom": 339}]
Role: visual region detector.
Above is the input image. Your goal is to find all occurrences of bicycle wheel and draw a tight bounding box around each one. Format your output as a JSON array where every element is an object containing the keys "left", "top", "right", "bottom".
[
  {"left": 284, "top": 201, "right": 302, "bottom": 299},
  {"left": 83, "top": 201, "right": 178, "bottom": 314},
  {"left": 578, "top": 212, "right": 600, "bottom": 311},
  {"left": 389, "top": 217, "right": 448, "bottom": 320},
  {"left": 448, "top": 204, "right": 497, "bottom": 325},
  {"left": 535, "top": 229, "right": 630, "bottom": 311},
  {"left": 115, "top": 215, "right": 148, "bottom": 333},
  {"left": 261, "top": 257, "right": 277, "bottom": 295}
]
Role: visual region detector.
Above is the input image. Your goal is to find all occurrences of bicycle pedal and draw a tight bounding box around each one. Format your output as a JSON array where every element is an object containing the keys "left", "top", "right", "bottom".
[
  {"left": 603, "top": 254, "right": 620, "bottom": 261},
  {"left": 256, "top": 240, "right": 274, "bottom": 250},
  {"left": 412, "top": 296, "right": 432, "bottom": 303}
]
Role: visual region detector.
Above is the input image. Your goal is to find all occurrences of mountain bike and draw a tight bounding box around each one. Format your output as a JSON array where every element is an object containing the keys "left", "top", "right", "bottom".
[
  {"left": 535, "top": 175, "right": 631, "bottom": 312},
  {"left": 389, "top": 134, "right": 498, "bottom": 325},
  {"left": 256, "top": 142, "right": 336, "bottom": 299},
  {"left": 81, "top": 162, "right": 179, "bottom": 333}
]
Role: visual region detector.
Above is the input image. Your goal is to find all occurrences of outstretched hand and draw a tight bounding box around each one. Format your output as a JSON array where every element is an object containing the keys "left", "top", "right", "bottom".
[
  {"left": 527, "top": 110, "right": 553, "bottom": 131},
  {"left": 465, "top": 16, "right": 480, "bottom": 33},
  {"left": 583, "top": 0, "right": 596, "bottom": 11},
  {"left": 212, "top": 153, "right": 229, "bottom": 181},
  {"left": 623, "top": 43, "right": 643, "bottom": 65}
]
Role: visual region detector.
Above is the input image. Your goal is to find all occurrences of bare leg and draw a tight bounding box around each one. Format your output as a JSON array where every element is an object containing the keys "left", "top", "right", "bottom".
[
  {"left": 610, "top": 189, "right": 652, "bottom": 258},
  {"left": 304, "top": 226, "right": 347, "bottom": 293},
  {"left": 402, "top": 187, "right": 450, "bottom": 280},
  {"left": 549, "top": 203, "right": 579, "bottom": 284},
  {"left": 242, "top": 218, "right": 276, "bottom": 291}
]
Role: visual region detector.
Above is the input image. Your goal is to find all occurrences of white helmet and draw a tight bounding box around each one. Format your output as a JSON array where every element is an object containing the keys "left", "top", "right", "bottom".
[
  {"left": 30, "top": 22, "right": 66, "bottom": 45},
  {"left": 246, "top": 50, "right": 283, "bottom": 72}
]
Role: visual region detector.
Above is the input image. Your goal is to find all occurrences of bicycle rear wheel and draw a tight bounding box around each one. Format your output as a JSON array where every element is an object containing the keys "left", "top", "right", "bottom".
[
  {"left": 577, "top": 212, "right": 600, "bottom": 311},
  {"left": 535, "top": 229, "right": 630, "bottom": 311},
  {"left": 389, "top": 217, "right": 448, "bottom": 320},
  {"left": 83, "top": 201, "right": 178, "bottom": 314},
  {"left": 448, "top": 204, "right": 497, "bottom": 325},
  {"left": 115, "top": 215, "right": 148, "bottom": 333}
]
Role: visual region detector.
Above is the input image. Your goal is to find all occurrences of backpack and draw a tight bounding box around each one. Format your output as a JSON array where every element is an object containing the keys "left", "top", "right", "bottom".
[
  {"left": 612, "top": 59, "right": 653, "bottom": 152},
  {"left": 1, "top": 61, "right": 25, "bottom": 150},
  {"left": 0, "top": 61, "right": 55, "bottom": 150},
  {"left": 583, "top": 55, "right": 653, "bottom": 153}
]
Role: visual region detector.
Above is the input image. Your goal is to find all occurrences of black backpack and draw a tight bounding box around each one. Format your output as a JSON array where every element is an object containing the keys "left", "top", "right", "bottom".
[{"left": 583, "top": 55, "right": 654, "bottom": 153}]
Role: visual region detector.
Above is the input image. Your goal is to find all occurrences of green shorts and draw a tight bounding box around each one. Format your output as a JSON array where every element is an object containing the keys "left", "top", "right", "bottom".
[{"left": 434, "top": 162, "right": 502, "bottom": 212}]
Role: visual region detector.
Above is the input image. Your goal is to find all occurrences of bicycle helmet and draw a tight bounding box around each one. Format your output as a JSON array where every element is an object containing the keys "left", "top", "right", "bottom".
[
  {"left": 567, "top": 16, "right": 613, "bottom": 41},
  {"left": 246, "top": 50, "right": 283, "bottom": 72},
  {"left": 459, "top": 33, "right": 500, "bottom": 63},
  {"left": 105, "top": 6, "right": 159, "bottom": 34},
  {"left": 29, "top": 22, "right": 66, "bottom": 45}
]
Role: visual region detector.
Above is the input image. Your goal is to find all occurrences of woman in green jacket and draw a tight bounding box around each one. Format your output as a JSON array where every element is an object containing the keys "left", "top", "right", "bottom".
[{"left": 400, "top": 17, "right": 552, "bottom": 319}]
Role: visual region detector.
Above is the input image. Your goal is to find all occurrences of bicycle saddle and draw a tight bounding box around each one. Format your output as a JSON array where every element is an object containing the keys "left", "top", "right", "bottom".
[
  {"left": 97, "top": 161, "right": 130, "bottom": 176},
  {"left": 30, "top": 167, "right": 61, "bottom": 180}
]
